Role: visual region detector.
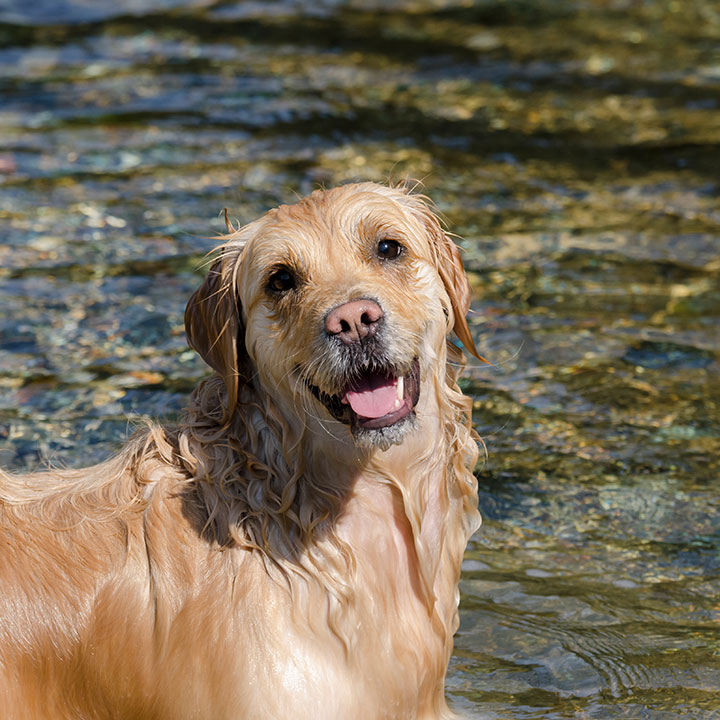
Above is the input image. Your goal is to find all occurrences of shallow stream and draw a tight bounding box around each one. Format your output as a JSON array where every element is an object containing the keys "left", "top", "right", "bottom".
[{"left": 1, "top": 1, "right": 719, "bottom": 717}]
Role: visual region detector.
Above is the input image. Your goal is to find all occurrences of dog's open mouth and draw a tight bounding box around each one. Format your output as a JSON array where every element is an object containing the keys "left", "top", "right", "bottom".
[{"left": 308, "top": 358, "right": 420, "bottom": 431}]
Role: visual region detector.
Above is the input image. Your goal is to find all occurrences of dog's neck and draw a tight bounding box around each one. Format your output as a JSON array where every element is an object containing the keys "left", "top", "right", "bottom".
[
  {"left": 173, "top": 361, "right": 479, "bottom": 662},
  {"left": 176, "top": 361, "right": 477, "bottom": 575}
]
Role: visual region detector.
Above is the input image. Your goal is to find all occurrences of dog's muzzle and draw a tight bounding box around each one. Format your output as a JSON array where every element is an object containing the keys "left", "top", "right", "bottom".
[{"left": 303, "top": 298, "right": 422, "bottom": 438}]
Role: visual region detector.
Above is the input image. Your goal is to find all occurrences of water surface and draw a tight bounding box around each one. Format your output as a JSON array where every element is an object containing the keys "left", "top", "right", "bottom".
[{"left": 1, "top": 1, "right": 719, "bottom": 717}]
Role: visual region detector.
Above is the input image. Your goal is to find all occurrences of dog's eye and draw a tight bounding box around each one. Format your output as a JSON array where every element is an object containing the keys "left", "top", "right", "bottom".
[
  {"left": 377, "top": 239, "right": 403, "bottom": 260},
  {"left": 268, "top": 268, "right": 296, "bottom": 293}
]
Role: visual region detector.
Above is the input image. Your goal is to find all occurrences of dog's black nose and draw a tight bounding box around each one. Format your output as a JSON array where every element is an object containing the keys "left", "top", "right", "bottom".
[{"left": 325, "top": 299, "right": 383, "bottom": 345}]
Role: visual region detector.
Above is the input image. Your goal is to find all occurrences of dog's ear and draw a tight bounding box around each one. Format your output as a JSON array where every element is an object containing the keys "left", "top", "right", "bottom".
[
  {"left": 434, "top": 231, "right": 484, "bottom": 362},
  {"left": 185, "top": 255, "right": 246, "bottom": 417},
  {"left": 414, "top": 200, "right": 490, "bottom": 364}
]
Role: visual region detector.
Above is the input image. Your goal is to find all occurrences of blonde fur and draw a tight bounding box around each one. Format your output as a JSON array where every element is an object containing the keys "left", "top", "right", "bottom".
[{"left": 0, "top": 183, "right": 481, "bottom": 719}]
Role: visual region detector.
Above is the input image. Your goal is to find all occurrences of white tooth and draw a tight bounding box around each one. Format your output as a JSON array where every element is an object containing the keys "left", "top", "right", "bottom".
[{"left": 397, "top": 375, "right": 404, "bottom": 401}]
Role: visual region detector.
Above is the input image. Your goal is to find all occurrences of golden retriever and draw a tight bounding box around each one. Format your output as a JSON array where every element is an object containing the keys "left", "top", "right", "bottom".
[{"left": 0, "top": 182, "right": 483, "bottom": 719}]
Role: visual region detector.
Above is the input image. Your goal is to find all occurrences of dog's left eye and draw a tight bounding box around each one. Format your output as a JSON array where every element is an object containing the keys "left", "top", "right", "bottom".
[
  {"left": 377, "top": 239, "right": 403, "bottom": 260},
  {"left": 268, "top": 268, "right": 296, "bottom": 293}
]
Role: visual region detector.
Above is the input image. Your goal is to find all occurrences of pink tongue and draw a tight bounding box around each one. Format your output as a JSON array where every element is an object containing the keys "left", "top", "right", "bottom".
[{"left": 345, "top": 374, "right": 399, "bottom": 419}]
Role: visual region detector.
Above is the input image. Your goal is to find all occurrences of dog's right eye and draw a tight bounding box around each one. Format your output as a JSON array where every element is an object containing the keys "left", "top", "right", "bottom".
[{"left": 267, "top": 268, "right": 296, "bottom": 293}]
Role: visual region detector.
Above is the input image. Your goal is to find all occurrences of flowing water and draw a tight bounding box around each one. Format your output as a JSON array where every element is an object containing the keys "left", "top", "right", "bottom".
[{"left": 0, "top": 1, "right": 719, "bottom": 717}]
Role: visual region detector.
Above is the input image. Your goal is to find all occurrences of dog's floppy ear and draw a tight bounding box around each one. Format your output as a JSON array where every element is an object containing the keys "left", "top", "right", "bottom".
[
  {"left": 412, "top": 197, "right": 490, "bottom": 364},
  {"left": 185, "top": 253, "right": 246, "bottom": 417}
]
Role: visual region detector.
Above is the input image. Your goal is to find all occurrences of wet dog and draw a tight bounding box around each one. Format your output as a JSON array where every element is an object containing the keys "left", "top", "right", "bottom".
[{"left": 0, "top": 183, "right": 482, "bottom": 719}]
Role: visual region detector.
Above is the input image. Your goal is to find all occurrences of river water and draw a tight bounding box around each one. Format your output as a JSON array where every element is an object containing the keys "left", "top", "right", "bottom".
[{"left": 0, "top": 1, "right": 719, "bottom": 717}]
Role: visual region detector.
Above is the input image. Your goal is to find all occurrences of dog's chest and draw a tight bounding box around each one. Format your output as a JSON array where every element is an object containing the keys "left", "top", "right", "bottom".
[
  {"left": 237, "top": 558, "right": 444, "bottom": 719},
  {"left": 222, "top": 489, "right": 450, "bottom": 719}
]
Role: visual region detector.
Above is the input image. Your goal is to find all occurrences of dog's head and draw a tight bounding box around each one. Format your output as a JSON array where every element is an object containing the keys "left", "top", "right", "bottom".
[{"left": 185, "top": 183, "right": 481, "bottom": 450}]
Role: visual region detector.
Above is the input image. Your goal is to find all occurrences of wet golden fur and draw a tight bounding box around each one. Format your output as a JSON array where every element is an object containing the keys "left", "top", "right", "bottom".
[{"left": 0, "top": 183, "right": 481, "bottom": 719}]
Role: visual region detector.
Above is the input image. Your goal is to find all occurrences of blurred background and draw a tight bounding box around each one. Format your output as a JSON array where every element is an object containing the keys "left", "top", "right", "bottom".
[{"left": 0, "top": 0, "right": 719, "bottom": 717}]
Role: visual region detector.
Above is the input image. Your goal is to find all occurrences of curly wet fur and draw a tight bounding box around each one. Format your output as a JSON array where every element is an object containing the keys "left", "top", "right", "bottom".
[{"left": 0, "top": 182, "right": 482, "bottom": 719}]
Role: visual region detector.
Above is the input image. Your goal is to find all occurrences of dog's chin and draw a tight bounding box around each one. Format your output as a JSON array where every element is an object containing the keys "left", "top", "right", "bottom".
[
  {"left": 306, "top": 357, "right": 421, "bottom": 450},
  {"left": 351, "top": 412, "right": 418, "bottom": 451}
]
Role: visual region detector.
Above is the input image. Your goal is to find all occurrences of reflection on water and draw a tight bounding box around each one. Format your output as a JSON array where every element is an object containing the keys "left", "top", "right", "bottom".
[{"left": 0, "top": 1, "right": 718, "bottom": 717}]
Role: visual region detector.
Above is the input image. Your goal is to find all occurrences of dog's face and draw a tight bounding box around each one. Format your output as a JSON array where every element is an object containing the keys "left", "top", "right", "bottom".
[{"left": 185, "top": 183, "right": 480, "bottom": 450}]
